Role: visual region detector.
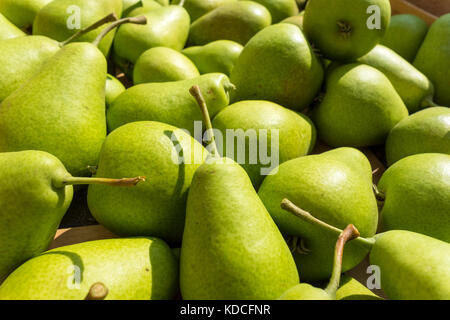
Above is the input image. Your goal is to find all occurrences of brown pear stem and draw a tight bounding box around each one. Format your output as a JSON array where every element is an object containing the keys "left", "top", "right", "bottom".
[
  {"left": 57, "top": 176, "right": 146, "bottom": 188},
  {"left": 85, "top": 282, "right": 109, "bottom": 300},
  {"left": 92, "top": 15, "right": 147, "bottom": 47},
  {"left": 60, "top": 13, "right": 118, "bottom": 47},
  {"left": 372, "top": 184, "right": 385, "bottom": 202}
]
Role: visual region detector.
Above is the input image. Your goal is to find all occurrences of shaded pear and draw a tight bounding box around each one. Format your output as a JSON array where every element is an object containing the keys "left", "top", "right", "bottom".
[
  {"left": 280, "top": 12, "right": 304, "bottom": 30},
  {"left": 105, "top": 74, "right": 126, "bottom": 108},
  {"left": 336, "top": 275, "right": 383, "bottom": 300},
  {"left": 0, "top": 13, "right": 25, "bottom": 40},
  {"left": 252, "top": 0, "right": 298, "bottom": 23},
  {"left": 172, "top": 0, "right": 237, "bottom": 22},
  {"left": 0, "top": 0, "right": 52, "bottom": 29}
]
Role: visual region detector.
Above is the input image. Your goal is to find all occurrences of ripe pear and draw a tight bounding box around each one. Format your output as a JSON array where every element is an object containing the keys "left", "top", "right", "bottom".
[
  {"left": 105, "top": 74, "right": 126, "bottom": 108},
  {"left": 313, "top": 63, "right": 409, "bottom": 147},
  {"left": 180, "top": 86, "right": 299, "bottom": 300},
  {"left": 336, "top": 275, "right": 383, "bottom": 300},
  {"left": 87, "top": 121, "right": 208, "bottom": 243},
  {"left": 377, "top": 153, "right": 450, "bottom": 243},
  {"left": 0, "top": 13, "right": 25, "bottom": 40},
  {"left": 188, "top": 1, "right": 271, "bottom": 46},
  {"left": 182, "top": 40, "right": 243, "bottom": 76},
  {"left": 385, "top": 107, "right": 450, "bottom": 165},
  {"left": 172, "top": 0, "right": 236, "bottom": 22},
  {"left": 251, "top": 0, "right": 298, "bottom": 23},
  {"left": 123, "top": 0, "right": 168, "bottom": 14},
  {"left": 230, "top": 23, "right": 324, "bottom": 111},
  {"left": 381, "top": 14, "right": 428, "bottom": 62},
  {"left": 0, "top": 0, "right": 52, "bottom": 29},
  {"left": 258, "top": 148, "right": 379, "bottom": 281},
  {"left": 212, "top": 100, "right": 316, "bottom": 188},
  {"left": 0, "top": 238, "right": 178, "bottom": 300},
  {"left": 133, "top": 47, "right": 199, "bottom": 84},
  {"left": 283, "top": 200, "right": 450, "bottom": 300},
  {"left": 358, "top": 45, "right": 435, "bottom": 113},
  {"left": 114, "top": 5, "right": 190, "bottom": 64},
  {"left": 107, "top": 73, "right": 233, "bottom": 134},
  {"left": 414, "top": 14, "right": 450, "bottom": 107},
  {"left": 303, "top": 0, "right": 391, "bottom": 61},
  {"left": 0, "top": 150, "right": 144, "bottom": 283},
  {"left": 280, "top": 12, "right": 304, "bottom": 30},
  {"left": 33, "top": 0, "right": 123, "bottom": 56}
]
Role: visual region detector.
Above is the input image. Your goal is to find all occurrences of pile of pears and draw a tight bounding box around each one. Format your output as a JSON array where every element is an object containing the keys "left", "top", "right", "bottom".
[{"left": 0, "top": 0, "right": 448, "bottom": 301}]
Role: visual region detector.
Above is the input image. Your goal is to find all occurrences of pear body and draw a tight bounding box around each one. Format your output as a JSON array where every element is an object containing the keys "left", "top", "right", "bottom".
[
  {"left": 182, "top": 40, "right": 243, "bottom": 76},
  {"left": 107, "top": 73, "right": 232, "bottom": 134},
  {"left": 385, "top": 107, "right": 450, "bottom": 165},
  {"left": 313, "top": 63, "right": 409, "bottom": 147},
  {"left": 0, "top": 238, "right": 178, "bottom": 300},
  {"left": 0, "top": 13, "right": 25, "bottom": 40},
  {"left": 114, "top": 5, "right": 190, "bottom": 64},
  {"left": 0, "top": 35, "right": 60, "bottom": 102},
  {"left": 188, "top": 1, "right": 271, "bottom": 46},
  {"left": 133, "top": 47, "right": 199, "bottom": 84},
  {"left": 87, "top": 121, "right": 208, "bottom": 243},
  {"left": 358, "top": 45, "right": 434, "bottom": 113},
  {"left": 370, "top": 230, "right": 450, "bottom": 300},
  {"left": 123, "top": 0, "right": 167, "bottom": 14},
  {"left": 258, "top": 148, "right": 378, "bottom": 280},
  {"left": 124, "top": 0, "right": 162, "bottom": 16},
  {"left": 278, "top": 283, "right": 331, "bottom": 300},
  {"left": 0, "top": 42, "right": 107, "bottom": 177},
  {"left": 33, "top": 0, "right": 123, "bottom": 56},
  {"left": 0, "top": 0, "right": 52, "bottom": 28},
  {"left": 230, "top": 23, "right": 324, "bottom": 111},
  {"left": 212, "top": 100, "right": 315, "bottom": 188},
  {"left": 336, "top": 275, "right": 383, "bottom": 300},
  {"left": 105, "top": 74, "right": 126, "bottom": 108},
  {"left": 251, "top": 0, "right": 298, "bottom": 23},
  {"left": 180, "top": 157, "right": 299, "bottom": 299},
  {"left": 378, "top": 153, "right": 450, "bottom": 243},
  {"left": 303, "top": 0, "right": 391, "bottom": 61},
  {"left": 172, "top": 0, "right": 237, "bottom": 22},
  {"left": 281, "top": 12, "right": 304, "bottom": 30},
  {"left": 381, "top": 14, "right": 428, "bottom": 62},
  {"left": 0, "top": 151, "right": 73, "bottom": 283}
]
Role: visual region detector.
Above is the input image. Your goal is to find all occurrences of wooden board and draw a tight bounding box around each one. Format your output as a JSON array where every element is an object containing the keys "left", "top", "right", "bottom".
[{"left": 390, "top": 0, "right": 440, "bottom": 24}]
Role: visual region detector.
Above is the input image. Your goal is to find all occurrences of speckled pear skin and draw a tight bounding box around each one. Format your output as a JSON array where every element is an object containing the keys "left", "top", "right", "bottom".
[
  {"left": 370, "top": 230, "right": 450, "bottom": 300},
  {"left": 252, "top": 0, "right": 298, "bottom": 23},
  {"left": 180, "top": 157, "right": 299, "bottom": 299},
  {"left": 0, "top": 0, "right": 52, "bottom": 28},
  {"left": 0, "top": 36, "right": 60, "bottom": 102},
  {"left": 0, "top": 238, "right": 179, "bottom": 300},
  {"left": 358, "top": 45, "right": 434, "bottom": 113},
  {"left": 336, "top": 275, "right": 383, "bottom": 300},
  {"left": 188, "top": 1, "right": 272, "bottom": 46},
  {"left": 182, "top": 40, "right": 243, "bottom": 76},
  {"left": 105, "top": 74, "right": 126, "bottom": 108},
  {"left": 414, "top": 14, "right": 450, "bottom": 107},
  {"left": 107, "top": 73, "right": 232, "bottom": 134},
  {"left": 278, "top": 283, "right": 331, "bottom": 300},
  {"left": 212, "top": 100, "right": 315, "bottom": 188},
  {"left": 230, "top": 23, "right": 324, "bottom": 112},
  {"left": 381, "top": 14, "right": 428, "bottom": 62},
  {"left": 313, "top": 63, "right": 409, "bottom": 147},
  {"left": 377, "top": 153, "right": 450, "bottom": 243},
  {"left": 0, "top": 151, "right": 73, "bottom": 283},
  {"left": 88, "top": 121, "right": 208, "bottom": 243},
  {"left": 114, "top": 5, "right": 190, "bottom": 64},
  {"left": 258, "top": 148, "right": 378, "bottom": 281},
  {"left": 33, "top": 0, "right": 123, "bottom": 56},
  {"left": 303, "top": 0, "right": 390, "bottom": 61},
  {"left": 0, "top": 13, "right": 25, "bottom": 40},
  {"left": 172, "top": 0, "right": 236, "bottom": 22},
  {"left": 0, "top": 43, "right": 107, "bottom": 177},
  {"left": 385, "top": 107, "right": 450, "bottom": 165}
]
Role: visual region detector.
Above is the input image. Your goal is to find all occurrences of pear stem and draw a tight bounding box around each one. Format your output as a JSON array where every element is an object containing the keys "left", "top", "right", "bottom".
[
  {"left": 280, "top": 199, "right": 376, "bottom": 249},
  {"left": 324, "top": 224, "right": 360, "bottom": 297},
  {"left": 189, "top": 85, "right": 220, "bottom": 157},
  {"left": 123, "top": 0, "right": 144, "bottom": 17},
  {"left": 372, "top": 184, "right": 385, "bottom": 202},
  {"left": 85, "top": 282, "right": 109, "bottom": 300},
  {"left": 92, "top": 16, "right": 147, "bottom": 47},
  {"left": 178, "top": 0, "right": 186, "bottom": 7},
  {"left": 59, "top": 13, "right": 118, "bottom": 47},
  {"left": 56, "top": 176, "right": 146, "bottom": 188}
]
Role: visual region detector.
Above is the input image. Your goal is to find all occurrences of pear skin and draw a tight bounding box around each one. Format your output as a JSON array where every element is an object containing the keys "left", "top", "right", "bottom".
[
  {"left": 105, "top": 74, "right": 126, "bottom": 108},
  {"left": 251, "top": 0, "right": 298, "bottom": 23},
  {"left": 336, "top": 275, "right": 383, "bottom": 300},
  {"left": 172, "top": 0, "right": 237, "bottom": 22},
  {"left": 0, "top": 0, "right": 52, "bottom": 28},
  {"left": 0, "top": 13, "right": 25, "bottom": 40}
]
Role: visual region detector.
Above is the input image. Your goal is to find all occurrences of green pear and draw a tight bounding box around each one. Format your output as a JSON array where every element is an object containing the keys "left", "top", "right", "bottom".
[
  {"left": 0, "top": 13, "right": 25, "bottom": 40},
  {"left": 182, "top": 40, "right": 243, "bottom": 76},
  {"left": 33, "top": 0, "right": 123, "bottom": 56},
  {"left": 124, "top": 0, "right": 163, "bottom": 17},
  {"left": 123, "top": 0, "right": 168, "bottom": 14},
  {"left": 114, "top": 5, "right": 190, "bottom": 64},
  {"left": 0, "top": 238, "right": 178, "bottom": 299},
  {"left": 282, "top": 201, "right": 450, "bottom": 300},
  {"left": 336, "top": 275, "right": 383, "bottom": 300},
  {"left": 313, "top": 63, "right": 409, "bottom": 147},
  {"left": 105, "top": 74, "right": 126, "bottom": 108},
  {"left": 251, "top": 0, "right": 298, "bottom": 23},
  {"left": 377, "top": 153, "right": 450, "bottom": 243},
  {"left": 87, "top": 121, "right": 208, "bottom": 243},
  {"left": 258, "top": 148, "right": 379, "bottom": 281},
  {"left": 0, "top": 0, "right": 52, "bottom": 29},
  {"left": 212, "top": 100, "right": 316, "bottom": 188},
  {"left": 414, "top": 14, "right": 450, "bottom": 107},
  {"left": 0, "top": 150, "right": 144, "bottom": 283},
  {"left": 133, "top": 47, "right": 199, "bottom": 84},
  {"left": 303, "top": 0, "right": 391, "bottom": 61},
  {"left": 280, "top": 12, "right": 304, "bottom": 30},
  {"left": 385, "top": 107, "right": 450, "bottom": 165},
  {"left": 188, "top": 1, "right": 271, "bottom": 46},
  {"left": 381, "top": 14, "right": 428, "bottom": 62},
  {"left": 180, "top": 86, "right": 299, "bottom": 300},
  {"left": 358, "top": 45, "right": 435, "bottom": 113},
  {"left": 172, "top": 0, "right": 236, "bottom": 22},
  {"left": 230, "top": 23, "right": 324, "bottom": 111},
  {"left": 278, "top": 224, "right": 360, "bottom": 300},
  {"left": 107, "top": 73, "right": 233, "bottom": 134}
]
